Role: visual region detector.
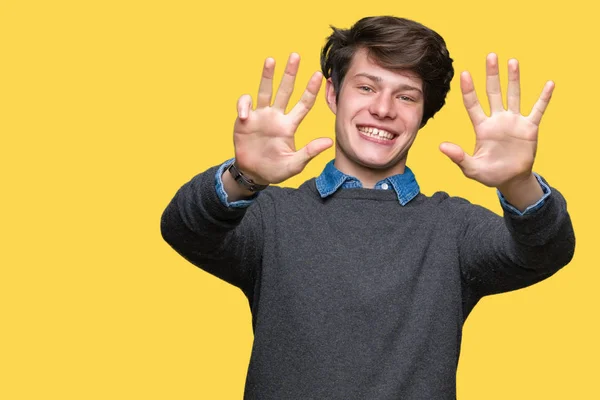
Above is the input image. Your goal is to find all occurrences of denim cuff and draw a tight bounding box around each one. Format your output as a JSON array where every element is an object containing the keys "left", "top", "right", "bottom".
[
  {"left": 215, "top": 158, "right": 258, "bottom": 208},
  {"left": 497, "top": 173, "right": 551, "bottom": 216}
]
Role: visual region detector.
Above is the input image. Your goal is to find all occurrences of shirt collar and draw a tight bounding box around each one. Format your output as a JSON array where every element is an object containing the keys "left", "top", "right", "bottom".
[{"left": 315, "top": 160, "right": 420, "bottom": 206}]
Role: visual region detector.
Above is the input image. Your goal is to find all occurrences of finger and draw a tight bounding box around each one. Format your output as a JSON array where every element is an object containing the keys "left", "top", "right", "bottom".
[
  {"left": 460, "top": 71, "right": 486, "bottom": 126},
  {"left": 439, "top": 142, "right": 475, "bottom": 177},
  {"left": 528, "top": 81, "right": 555, "bottom": 126},
  {"left": 486, "top": 53, "right": 504, "bottom": 113},
  {"left": 288, "top": 71, "right": 323, "bottom": 125},
  {"left": 507, "top": 58, "right": 521, "bottom": 113},
  {"left": 272, "top": 53, "right": 300, "bottom": 111},
  {"left": 237, "top": 94, "right": 253, "bottom": 120},
  {"left": 289, "top": 137, "right": 333, "bottom": 175},
  {"left": 257, "top": 57, "right": 275, "bottom": 108}
]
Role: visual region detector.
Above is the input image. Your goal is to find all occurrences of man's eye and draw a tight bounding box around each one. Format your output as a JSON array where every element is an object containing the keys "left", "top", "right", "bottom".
[
  {"left": 359, "top": 86, "right": 373, "bottom": 92},
  {"left": 399, "top": 95, "right": 414, "bottom": 102}
]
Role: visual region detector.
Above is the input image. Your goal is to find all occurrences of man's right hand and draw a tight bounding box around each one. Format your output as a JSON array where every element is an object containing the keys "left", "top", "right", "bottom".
[{"left": 232, "top": 53, "right": 333, "bottom": 185}]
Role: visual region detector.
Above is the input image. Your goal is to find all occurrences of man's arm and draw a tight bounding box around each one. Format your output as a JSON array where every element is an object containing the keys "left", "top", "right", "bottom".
[
  {"left": 438, "top": 53, "right": 575, "bottom": 296},
  {"left": 161, "top": 54, "right": 332, "bottom": 291},
  {"left": 457, "top": 180, "right": 575, "bottom": 298},
  {"left": 161, "top": 164, "right": 263, "bottom": 293}
]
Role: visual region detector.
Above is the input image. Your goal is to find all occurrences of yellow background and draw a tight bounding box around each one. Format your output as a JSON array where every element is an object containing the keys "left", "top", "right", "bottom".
[{"left": 1, "top": 0, "right": 598, "bottom": 398}]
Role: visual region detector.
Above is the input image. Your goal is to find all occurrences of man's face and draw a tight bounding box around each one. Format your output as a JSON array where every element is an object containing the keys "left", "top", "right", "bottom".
[{"left": 326, "top": 48, "right": 424, "bottom": 176}]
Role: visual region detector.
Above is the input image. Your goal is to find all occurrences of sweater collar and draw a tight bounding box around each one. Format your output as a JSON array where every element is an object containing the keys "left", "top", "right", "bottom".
[{"left": 315, "top": 160, "right": 420, "bottom": 206}]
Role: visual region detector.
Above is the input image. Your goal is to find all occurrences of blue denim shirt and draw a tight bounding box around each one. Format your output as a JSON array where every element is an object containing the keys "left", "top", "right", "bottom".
[
  {"left": 215, "top": 159, "right": 550, "bottom": 215},
  {"left": 314, "top": 160, "right": 420, "bottom": 206}
]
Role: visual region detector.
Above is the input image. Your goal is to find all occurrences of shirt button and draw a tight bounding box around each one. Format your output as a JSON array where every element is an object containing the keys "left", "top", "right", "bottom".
[{"left": 381, "top": 183, "right": 389, "bottom": 190}]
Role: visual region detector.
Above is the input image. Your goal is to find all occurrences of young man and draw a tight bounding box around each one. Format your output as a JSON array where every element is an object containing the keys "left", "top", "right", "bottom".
[{"left": 161, "top": 16, "right": 575, "bottom": 399}]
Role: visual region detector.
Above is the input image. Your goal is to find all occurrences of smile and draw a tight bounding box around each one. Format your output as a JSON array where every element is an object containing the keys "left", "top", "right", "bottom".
[{"left": 357, "top": 126, "right": 396, "bottom": 142}]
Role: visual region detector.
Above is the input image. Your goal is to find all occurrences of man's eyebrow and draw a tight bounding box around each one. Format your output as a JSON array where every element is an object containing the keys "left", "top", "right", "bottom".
[
  {"left": 353, "top": 72, "right": 423, "bottom": 93},
  {"left": 354, "top": 72, "right": 383, "bottom": 82}
]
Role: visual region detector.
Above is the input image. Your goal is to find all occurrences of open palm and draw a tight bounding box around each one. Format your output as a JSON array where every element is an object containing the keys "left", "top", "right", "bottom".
[
  {"left": 233, "top": 54, "right": 332, "bottom": 185},
  {"left": 440, "top": 53, "right": 554, "bottom": 188}
]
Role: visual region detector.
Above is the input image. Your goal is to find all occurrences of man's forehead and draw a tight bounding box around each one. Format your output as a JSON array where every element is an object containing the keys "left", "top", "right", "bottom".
[{"left": 346, "top": 50, "right": 423, "bottom": 88}]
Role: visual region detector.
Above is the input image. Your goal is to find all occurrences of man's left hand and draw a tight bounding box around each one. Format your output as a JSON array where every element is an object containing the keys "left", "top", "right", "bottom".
[{"left": 440, "top": 53, "right": 554, "bottom": 190}]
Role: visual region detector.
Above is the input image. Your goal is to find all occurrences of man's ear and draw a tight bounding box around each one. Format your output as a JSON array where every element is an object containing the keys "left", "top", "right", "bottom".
[{"left": 325, "top": 78, "right": 337, "bottom": 114}]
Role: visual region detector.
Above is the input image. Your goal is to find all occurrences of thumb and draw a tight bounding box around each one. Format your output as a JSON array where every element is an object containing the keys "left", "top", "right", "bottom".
[
  {"left": 439, "top": 142, "right": 474, "bottom": 174},
  {"left": 237, "top": 94, "right": 253, "bottom": 120},
  {"left": 289, "top": 137, "right": 334, "bottom": 174}
]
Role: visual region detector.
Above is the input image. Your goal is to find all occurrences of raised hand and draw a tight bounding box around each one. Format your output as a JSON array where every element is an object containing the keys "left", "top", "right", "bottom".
[
  {"left": 233, "top": 53, "right": 333, "bottom": 185},
  {"left": 439, "top": 53, "right": 554, "bottom": 190}
]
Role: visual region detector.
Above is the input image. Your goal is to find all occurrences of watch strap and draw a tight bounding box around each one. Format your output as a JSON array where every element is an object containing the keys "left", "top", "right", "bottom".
[{"left": 227, "top": 162, "right": 269, "bottom": 192}]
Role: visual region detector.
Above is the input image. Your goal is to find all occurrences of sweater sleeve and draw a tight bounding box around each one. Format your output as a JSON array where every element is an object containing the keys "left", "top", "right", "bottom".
[
  {"left": 457, "top": 177, "right": 575, "bottom": 299},
  {"left": 160, "top": 164, "right": 264, "bottom": 297}
]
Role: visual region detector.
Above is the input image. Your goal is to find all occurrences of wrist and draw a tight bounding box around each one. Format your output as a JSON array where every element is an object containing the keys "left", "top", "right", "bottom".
[
  {"left": 227, "top": 162, "right": 270, "bottom": 192},
  {"left": 221, "top": 167, "right": 256, "bottom": 202},
  {"left": 497, "top": 173, "right": 544, "bottom": 212}
]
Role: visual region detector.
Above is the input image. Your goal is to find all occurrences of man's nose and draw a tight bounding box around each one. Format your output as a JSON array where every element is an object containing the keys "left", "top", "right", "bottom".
[{"left": 369, "top": 94, "right": 396, "bottom": 119}]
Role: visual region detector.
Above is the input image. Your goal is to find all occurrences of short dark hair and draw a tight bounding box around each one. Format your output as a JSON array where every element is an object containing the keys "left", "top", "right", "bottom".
[{"left": 320, "top": 16, "right": 454, "bottom": 127}]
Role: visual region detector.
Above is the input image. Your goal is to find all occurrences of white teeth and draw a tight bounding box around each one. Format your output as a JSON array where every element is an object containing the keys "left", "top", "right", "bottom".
[{"left": 358, "top": 126, "right": 394, "bottom": 140}]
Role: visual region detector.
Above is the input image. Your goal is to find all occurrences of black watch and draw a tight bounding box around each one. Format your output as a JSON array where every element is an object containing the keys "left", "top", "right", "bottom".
[{"left": 227, "top": 162, "right": 269, "bottom": 192}]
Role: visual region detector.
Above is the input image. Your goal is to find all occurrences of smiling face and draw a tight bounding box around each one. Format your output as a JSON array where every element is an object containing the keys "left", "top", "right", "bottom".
[{"left": 326, "top": 48, "right": 425, "bottom": 185}]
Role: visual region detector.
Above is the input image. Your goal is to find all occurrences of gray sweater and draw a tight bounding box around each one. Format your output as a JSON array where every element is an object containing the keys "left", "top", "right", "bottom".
[{"left": 160, "top": 165, "right": 575, "bottom": 400}]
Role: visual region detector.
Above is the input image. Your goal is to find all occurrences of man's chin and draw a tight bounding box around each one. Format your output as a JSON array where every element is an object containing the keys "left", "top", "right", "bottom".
[
  {"left": 355, "top": 155, "right": 406, "bottom": 171},
  {"left": 335, "top": 145, "right": 407, "bottom": 174}
]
